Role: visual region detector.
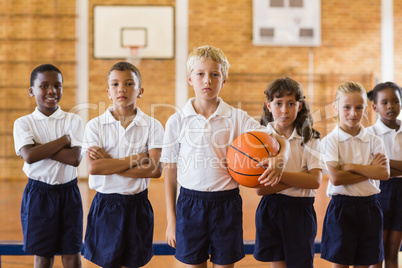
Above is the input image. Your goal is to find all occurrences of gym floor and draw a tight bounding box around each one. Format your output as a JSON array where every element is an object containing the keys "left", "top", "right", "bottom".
[{"left": 0, "top": 177, "right": 401, "bottom": 267}]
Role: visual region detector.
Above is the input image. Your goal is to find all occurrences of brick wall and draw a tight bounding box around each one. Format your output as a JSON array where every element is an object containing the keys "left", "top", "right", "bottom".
[
  {"left": 2, "top": 0, "right": 400, "bottom": 179},
  {"left": 0, "top": 0, "right": 77, "bottom": 179}
]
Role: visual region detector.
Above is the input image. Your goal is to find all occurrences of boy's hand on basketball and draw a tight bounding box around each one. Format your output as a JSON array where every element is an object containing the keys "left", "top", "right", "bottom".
[
  {"left": 371, "top": 153, "right": 388, "bottom": 167},
  {"left": 88, "top": 146, "right": 112, "bottom": 160},
  {"left": 257, "top": 157, "right": 284, "bottom": 187},
  {"left": 166, "top": 222, "right": 176, "bottom": 248}
]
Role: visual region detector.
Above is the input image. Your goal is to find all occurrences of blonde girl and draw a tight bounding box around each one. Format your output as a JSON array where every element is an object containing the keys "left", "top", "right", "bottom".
[{"left": 320, "top": 81, "right": 389, "bottom": 267}]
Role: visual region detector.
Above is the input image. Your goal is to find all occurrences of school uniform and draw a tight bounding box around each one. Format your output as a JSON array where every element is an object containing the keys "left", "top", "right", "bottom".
[
  {"left": 82, "top": 107, "right": 164, "bottom": 268},
  {"left": 320, "top": 125, "right": 388, "bottom": 266},
  {"left": 161, "top": 97, "right": 263, "bottom": 265},
  {"left": 254, "top": 123, "right": 325, "bottom": 268},
  {"left": 13, "top": 106, "right": 84, "bottom": 258},
  {"left": 367, "top": 119, "right": 402, "bottom": 231}
]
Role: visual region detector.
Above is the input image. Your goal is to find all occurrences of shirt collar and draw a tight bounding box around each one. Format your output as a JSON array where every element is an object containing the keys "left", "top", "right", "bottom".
[
  {"left": 182, "top": 97, "right": 232, "bottom": 118},
  {"left": 266, "top": 123, "right": 302, "bottom": 140},
  {"left": 100, "top": 107, "right": 144, "bottom": 126},
  {"left": 335, "top": 124, "right": 371, "bottom": 142},
  {"left": 374, "top": 118, "right": 402, "bottom": 135},
  {"left": 32, "top": 106, "right": 64, "bottom": 120}
]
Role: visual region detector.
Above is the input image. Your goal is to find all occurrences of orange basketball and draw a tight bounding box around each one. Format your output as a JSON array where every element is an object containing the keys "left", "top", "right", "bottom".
[{"left": 226, "top": 131, "right": 280, "bottom": 188}]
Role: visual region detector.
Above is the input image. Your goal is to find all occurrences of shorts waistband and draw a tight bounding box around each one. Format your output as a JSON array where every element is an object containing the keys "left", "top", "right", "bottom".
[
  {"left": 264, "top": 193, "right": 315, "bottom": 205},
  {"left": 180, "top": 187, "right": 239, "bottom": 201},
  {"left": 332, "top": 194, "right": 377, "bottom": 203},
  {"left": 96, "top": 189, "right": 148, "bottom": 202},
  {"left": 388, "top": 177, "right": 402, "bottom": 182},
  {"left": 27, "top": 178, "right": 78, "bottom": 191}
]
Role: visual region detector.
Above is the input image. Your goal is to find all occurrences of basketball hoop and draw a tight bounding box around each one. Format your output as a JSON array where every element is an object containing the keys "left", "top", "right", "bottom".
[{"left": 126, "top": 45, "right": 144, "bottom": 67}]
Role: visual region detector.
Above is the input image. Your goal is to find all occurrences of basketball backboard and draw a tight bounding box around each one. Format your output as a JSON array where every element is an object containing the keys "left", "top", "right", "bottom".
[
  {"left": 253, "top": 0, "right": 321, "bottom": 46},
  {"left": 93, "top": 5, "right": 174, "bottom": 59}
]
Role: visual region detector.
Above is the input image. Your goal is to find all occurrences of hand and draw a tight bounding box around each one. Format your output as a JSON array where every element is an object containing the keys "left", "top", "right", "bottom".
[
  {"left": 371, "top": 153, "right": 388, "bottom": 167},
  {"left": 165, "top": 222, "right": 176, "bottom": 249},
  {"left": 87, "top": 146, "right": 112, "bottom": 160},
  {"left": 257, "top": 156, "right": 285, "bottom": 187}
]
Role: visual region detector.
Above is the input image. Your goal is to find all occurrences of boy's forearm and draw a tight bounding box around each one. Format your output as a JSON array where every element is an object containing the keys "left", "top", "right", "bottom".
[
  {"left": 117, "top": 150, "right": 162, "bottom": 178},
  {"left": 87, "top": 152, "right": 149, "bottom": 175},
  {"left": 272, "top": 133, "right": 289, "bottom": 163},
  {"left": 20, "top": 135, "right": 70, "bottom": 164},
  {"left": 50, "top": 147, "right": 82, "bottom": 167},
  {"left": 164, "top": 164, "right": 178, "bottom": 224}
]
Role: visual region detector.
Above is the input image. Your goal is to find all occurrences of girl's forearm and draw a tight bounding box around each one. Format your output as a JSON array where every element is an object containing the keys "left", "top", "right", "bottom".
[{"left": 345, "top": 164, "right": 389, "bottom": 181}]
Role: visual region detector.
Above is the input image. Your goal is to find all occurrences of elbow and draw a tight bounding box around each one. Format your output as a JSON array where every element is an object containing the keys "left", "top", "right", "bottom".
[
  {"left": 70, "top": 158, "right": 82, "bottom": 167},
  {"left": 255, "top": 187, "right": 265, "bottom": 196},
  {"left": 24, "top": 157, "right": 35, "bottom": 165},
  {"left": 150, "top": 164, "right": 163, "bottom": 178},
  {"left": 87, "top": 163, "right": 101, "bottom": 175},
  {"left": 380, "top": 170, "right": 390, "bottom": 181},
  {"left": 311, "top": 180, "right": 321, "bottom": 189},
  {"left": 329, "top": 175, "right": 342, "bottom": 186}
]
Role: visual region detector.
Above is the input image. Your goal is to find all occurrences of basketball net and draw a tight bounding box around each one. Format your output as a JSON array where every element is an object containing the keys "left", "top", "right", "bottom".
[{"left": 126, "top": 46, "right": 143, "bottom": 67}]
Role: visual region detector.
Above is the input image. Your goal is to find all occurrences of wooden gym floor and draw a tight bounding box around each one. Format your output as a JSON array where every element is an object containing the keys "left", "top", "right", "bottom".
[{"left": 0, "top": 177, "right": 401, "bottom": 267}]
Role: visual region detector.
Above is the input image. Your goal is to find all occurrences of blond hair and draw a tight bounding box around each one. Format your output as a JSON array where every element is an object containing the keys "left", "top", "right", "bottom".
[
  {"left": 335, "top": 81, "right": 368, "bottom": 106},
  {"left": 186, "top": 45, "right": 230, "bottom": 80}
]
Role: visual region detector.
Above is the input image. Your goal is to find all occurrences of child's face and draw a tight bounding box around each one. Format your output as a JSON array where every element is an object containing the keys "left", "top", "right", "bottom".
[
  {"left": 107, "top": 70, "right": 143, "bottom": 110},
  {"left": 188, "top": 58, "right": 226, "bottom": 102},
  {"left": 334, "top": 92, "right": 366, "bottom": 133},
  {"left": 372, "top": 88, "right": 401, "bottom": 123},
  {"left": 266, "top": 92, "right": 301, "bottom": 130},
  {"left": 29, "top": 71, "right": 63, "bottom": 116}
]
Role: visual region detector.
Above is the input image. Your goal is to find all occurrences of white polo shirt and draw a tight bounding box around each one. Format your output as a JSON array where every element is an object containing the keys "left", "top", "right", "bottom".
[
  {"left": 13, "top": 106, "right": 83, "bottom": 185},
  {"left": 321, "top": 125, "right": 388, "bottom": 197},
  {"left": 83, "top": 107, "right": 164, "bottom": 195},
  {"left": 367, "top": 119, "right": 402, "bottom": 162},
  {"left": 161, "top": 97, "right": 263, "bottom": 192},
  {"left": 265, "top": 123, "right": 326, "bottom": 197}
]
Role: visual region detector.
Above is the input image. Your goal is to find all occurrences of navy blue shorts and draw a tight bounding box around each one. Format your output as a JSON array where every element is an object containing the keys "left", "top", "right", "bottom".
[
  {"left": 377, "top": 178, "right": 402, "bottom": 231},
  {"left": 21, "top": 178, "right": 83, "bottom": 258},
  {"left": 84, "top": 189, "right": 154, "bottom": 268},
  {"left": 175, "top": 187, "right": 245, "bottom": 265},
  {"left": 254, "top": 194, "right": 317, "bottom": 268},
  {"left": 321, "top": 195, "right": 384, "bottom": 266}
]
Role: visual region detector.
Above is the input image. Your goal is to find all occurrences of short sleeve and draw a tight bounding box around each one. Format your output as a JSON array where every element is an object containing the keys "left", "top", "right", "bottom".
[
  {"left": 13, "top": 117, "right": 34, "bottom": 156},
  {"left": 161, "top": 114, "right": 181, "bottom": 163},
  {"left": 69, "top": 114, "right": 84, "bottom": 148},
  {"left": 148, "top": 118, "right": 164, "bottom": 150},
  {"left": 320, "top": 134, "right": 339, "bottom": 164},
  {"left": 82, "top": 118, "right": 100, "bottom": 154},
  {"left": 372, "top": 135, "right": 387, "bottom": 155},
  {"left": 305, "top": 138, "right": 327, "bottom": 172}
]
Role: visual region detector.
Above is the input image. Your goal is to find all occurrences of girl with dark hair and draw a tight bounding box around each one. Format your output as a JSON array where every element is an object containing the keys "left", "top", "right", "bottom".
[
  {"left": 367, "top": 82, "right": 402, "bottom": 268},
  {"left": 254, "top": 77, "right": 325, "bottom": 268}
]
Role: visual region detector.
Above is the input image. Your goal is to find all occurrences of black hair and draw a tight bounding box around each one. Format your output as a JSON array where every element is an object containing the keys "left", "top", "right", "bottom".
[
  {"left": 107, "top": 61, "right": 142, "bottom": 88},
  {"left": 260, "top": 77, "right": 320, "bottom": 145},
  {"left": 367, "top": 81, "right": 402, "bottom": 103},
  {"left": 30, "top": 64, "right": 62, "bottom": 87}
]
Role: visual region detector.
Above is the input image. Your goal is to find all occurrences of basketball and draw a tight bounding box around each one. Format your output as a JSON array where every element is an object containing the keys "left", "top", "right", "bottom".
[{"left": 227, "top": 131, "right": 280, "bottom": 188}]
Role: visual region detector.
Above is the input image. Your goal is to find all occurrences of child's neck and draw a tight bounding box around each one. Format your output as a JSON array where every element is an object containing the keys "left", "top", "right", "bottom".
[
  {"left": 380, "top": 118, "right": 400, "bottom": 131},
  {"left": 340, "top": 124, "right": 361, "bottom": 137},
  {"left": 111, "top": 105, "right": 137, "bottom": 129},
  {"left": 192, "top": 98, "right": 219, "bottom": 119},
  {"left": 272, "top": 122, "right": 294, "bottom": 139}
]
